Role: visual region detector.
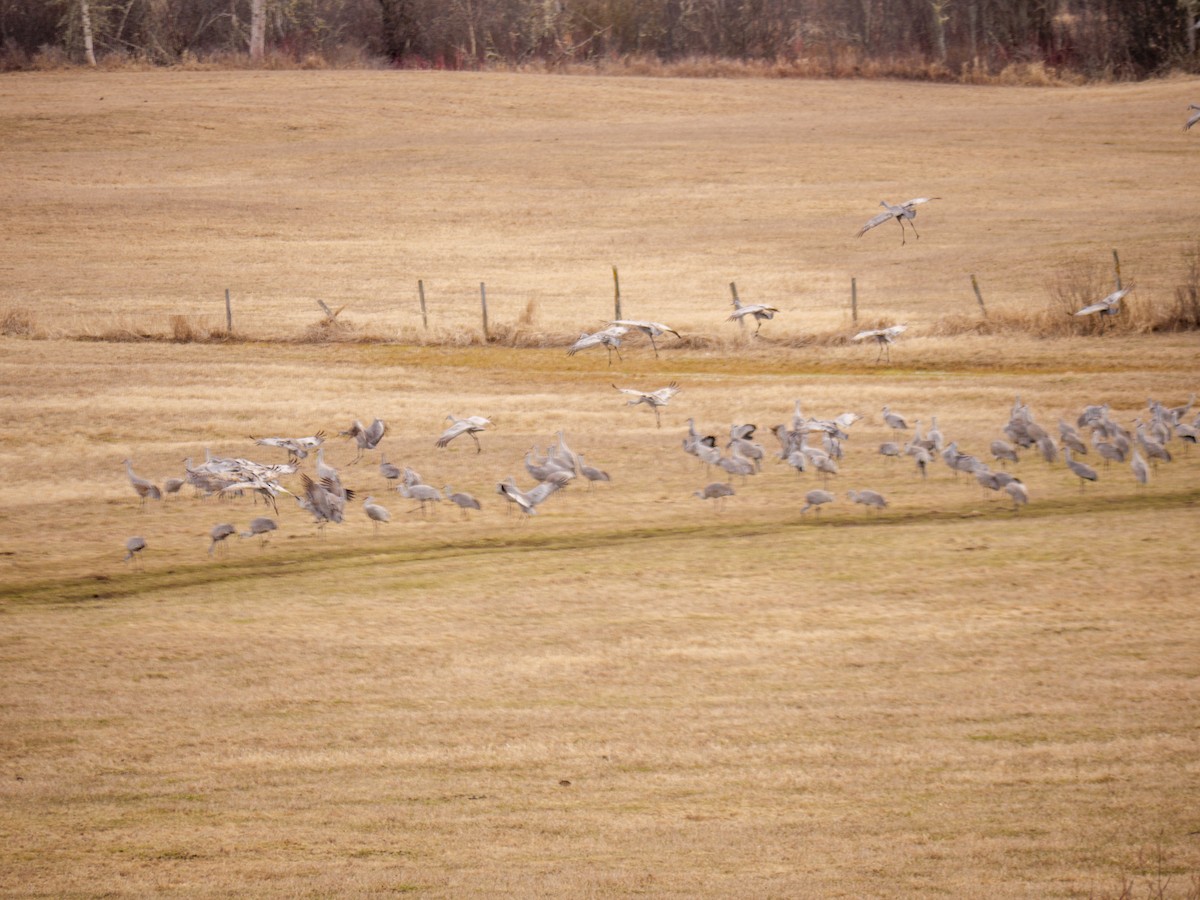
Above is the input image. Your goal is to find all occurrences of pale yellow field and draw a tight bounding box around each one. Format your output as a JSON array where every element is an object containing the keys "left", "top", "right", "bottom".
[
  {"left": 3, "top": 70, "right": 1200, "bottom": 337},
  {"left": 1, "top": 71, "right": 1200, "bottom": 898}
]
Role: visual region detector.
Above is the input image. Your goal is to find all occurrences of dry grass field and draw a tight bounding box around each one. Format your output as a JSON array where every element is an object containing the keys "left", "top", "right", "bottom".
[{"left": 2, "top": 71, "right": 1200, "bottom": 897}]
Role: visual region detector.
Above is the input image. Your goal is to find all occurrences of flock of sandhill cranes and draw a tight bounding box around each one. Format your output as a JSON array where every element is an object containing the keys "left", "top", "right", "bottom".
[
  {"left": 120, "top": 381, "right": 1197, "bottom": 567},
  {"left": 119, "top": 412, "right": 620, "bottom": 561},
  {"left": 684, "top": 390, "right": 1196, "bottom": 520}
]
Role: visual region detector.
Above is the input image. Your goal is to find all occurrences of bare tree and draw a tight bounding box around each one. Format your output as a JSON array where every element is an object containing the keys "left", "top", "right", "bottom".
[
  {"left": 79, "top": 0, "right": 96, "bottom": 64},
  {"left": 249, "top": 0, "right": 265, "bottom": 59}
]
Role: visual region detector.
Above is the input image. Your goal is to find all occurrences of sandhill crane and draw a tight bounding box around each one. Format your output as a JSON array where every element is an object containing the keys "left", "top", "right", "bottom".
[
  {"left": 717, "top": 451, "right": 756, "bottom": 478},
  {"left": 341, "top": 418, "right": 386, "bottom": 463},
  {"left": 551, "top": 430, "right": 581, "bottom": 475},
  {"left": 693, "top": 481, "right": 734, "bottom": 510},
  {"left": 1136, "top": 424, "right": 1172, "bottom": 467},
  {"left": 524, "top": 448, "right": 572, "bottom": 483},
  {"left": 567, "top": 326, "right": 626, "bottom": 365},
  {"left": 926, "top": 416, "right": 944, "bottom": 452},
  {"left": 379, "top": 455, "right": 402, "bottom": 483},
  {"left": 315, "top": 448, "right": 340, "bottom": 483},
  {"left": 608, "top": 320, "right": 681, "bottom": 357},
  {"left": 1092, "top": 435, "right": 1126, "bottom": 466},
  {"left": 1130, "top": 449, "right": 1150, "bottom": 486},
  {"left": 881, "top": 405, "right": 908, "bottom": 436},
  {"left": 123, "top": 536, "right": 146, "bottom": 567},
  {"left": 1064, "top": 448, "right": 1098, "bottom": 491},
  {"left": 910, "top": 444, "right": 933, "bottom": 479},
  {"left": 251, "top": 431, "right": 325, "bottom": 462},
  {"left": 363, "top": 496, "right": 391, "bottom": 531},
  {"left": 879, "top": 441, "right": 902, "bottom": 459},
  {"left": 497, "top": 476, "right": 567, "bottom": 516},
  {"left": 1073, "top": 286, "right": 1130, "bottom": 317},
  {"left": 856, "top": 197, "right": 938, "bottom": 245},
  {"left": 240, "top": 516, "right": 278, "bottom": 547},
  {"left": 123, "top": 459, "right": 161, "bottom": 508},
  {"left": 217, "top": 475, "right": 290, "bottom": 514},
  {"left": 1186, "top": 104, "right": 1200, "bottom": 131},
  {"left": 397, "top": 482, "right": 441, "bottom": 516},
  {"left": 435, "top": 415, "right": 493, "bottom": 453},
  {"left": 1004, "top": 479, "right": 1029, "bottom": 511},
  {"left": 852, "top": 324, "right": 907, "bottom": 363},
  {"left": 443, "top": 485, "right": 482, "bottom": 518},
  {"left": 727, "top": 296, "right": 779, "bottom": 336},
  {"left": 298, "top": 473, "right": 354, "bottom": 531},
  {"left": 613, "top": 381, "right": 680, "bottom": 428},
  {"left": 800, "top": 489, "right": 835, "bottom": 517},
  {"left": 847, "top": 489, "right": 887, "bottom": 511},
  {"left": 208, "top": 523, "right": 237, "bottom": 557},
  {"left": 990, "top": 440, "right": 1019, "bottom": 467},
  {"left": 577, "top": 454, "right": 610, "bottom": 489}
]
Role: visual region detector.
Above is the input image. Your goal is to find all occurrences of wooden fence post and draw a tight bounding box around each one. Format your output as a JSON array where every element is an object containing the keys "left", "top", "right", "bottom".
[
  {"left": 851, "top": 277, "right": 858, "bottom": 324},
  {"left": 479, "top": 282, "right": 489, "bottom": 340},
  {"left": 612, "top": 265, "right": 622, "bottom": 321},
  {"left": 418, "top": 280, "right": 428, "bottom": 330},
  {"left": 224, "top": 288, "right": 232, "bottom": 334},
  {"left": 970, "top": 274, "right": 988, "bottom": 318}
]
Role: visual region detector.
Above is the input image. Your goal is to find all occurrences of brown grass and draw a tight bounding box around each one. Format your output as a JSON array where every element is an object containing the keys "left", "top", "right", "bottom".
[{"left": 2, "top": 73, "right": 1200, "bottom": 897}]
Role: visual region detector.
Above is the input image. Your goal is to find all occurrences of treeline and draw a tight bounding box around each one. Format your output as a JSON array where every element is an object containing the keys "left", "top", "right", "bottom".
[{"left": 2, "top": 0, "right": 1197, "bottom": 79}]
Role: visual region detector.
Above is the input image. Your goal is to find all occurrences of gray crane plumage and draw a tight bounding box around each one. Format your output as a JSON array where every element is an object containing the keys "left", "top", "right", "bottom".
[
  {"left": 208, "top": 522, "right": 237, "bottom": 556},
  {"left": 124, "top": 536, "right": 147, "bottom": 566},
  {"left": 856, "top": 197, "right": 938, "bottom": 245}
]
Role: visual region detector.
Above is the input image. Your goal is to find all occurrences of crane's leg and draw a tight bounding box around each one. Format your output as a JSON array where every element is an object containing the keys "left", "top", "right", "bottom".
[
  {"left": 649, "top": 335, "right": 659, "bottom": 358},
  {"left": 896, "top": 218, "right": 906, "bottom": 245},
  {"left": 654, "top": 407, "right": 662, "bottom": 429},
  {"left": 470, "top": 432, "right": 482, "bottom": 454},
  {"left": 875, "top": 341, "right": 884, "bottom": 363}
]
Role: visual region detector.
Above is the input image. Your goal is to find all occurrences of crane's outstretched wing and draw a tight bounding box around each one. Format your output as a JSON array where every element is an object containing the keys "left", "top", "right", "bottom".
[
  {"left": 1186, "top": 104, "right": 1200, "bottom": 131},
  {"left": 856, "top": 210, "right": 894, "bottom": 237}
]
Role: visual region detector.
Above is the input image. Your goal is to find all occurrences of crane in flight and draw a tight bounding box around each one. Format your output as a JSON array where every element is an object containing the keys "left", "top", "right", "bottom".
[
  {"left": 435, "top": 415, "right": 493, "bottom": 453},
  {"left": 1073, "top": 286, "right": 1130, "bottom": 318},
  {"left": 856, "top": 197, "right": 939, "bottom": 245},
  {"left": 567, "top": 325, "right": 627, "bottom": 365},
  {"left": 1186, "top": 104, "right": 1200, "bottom": 131},
  {"left": 607, "top": 320, "right": 681, "bottom": 358},
  {"left": 727, "top": 295, "right": 779, "bottom": 336},
  {"left": 612, "top": 381, "right": 680, "bottom": 428}
]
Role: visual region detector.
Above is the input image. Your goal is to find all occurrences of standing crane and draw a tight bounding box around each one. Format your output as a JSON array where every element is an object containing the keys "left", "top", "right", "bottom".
[
  {"left": 123, "top": 459, "right": 161, "bottom": 508},
  {"left": 852, "top": 324, "right": 907, "bottom": 363}
]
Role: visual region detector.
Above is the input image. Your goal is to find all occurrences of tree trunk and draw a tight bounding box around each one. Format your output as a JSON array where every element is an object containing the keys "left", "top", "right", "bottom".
[
  {"left": 80, "top": 0, "right": 97, "bottom": 66},
  {"left": 930, "top": 0, "right": 948, "bottom": 64},
  {"left": 249, "top": 0, "right": 266, "bottom": 61}
]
